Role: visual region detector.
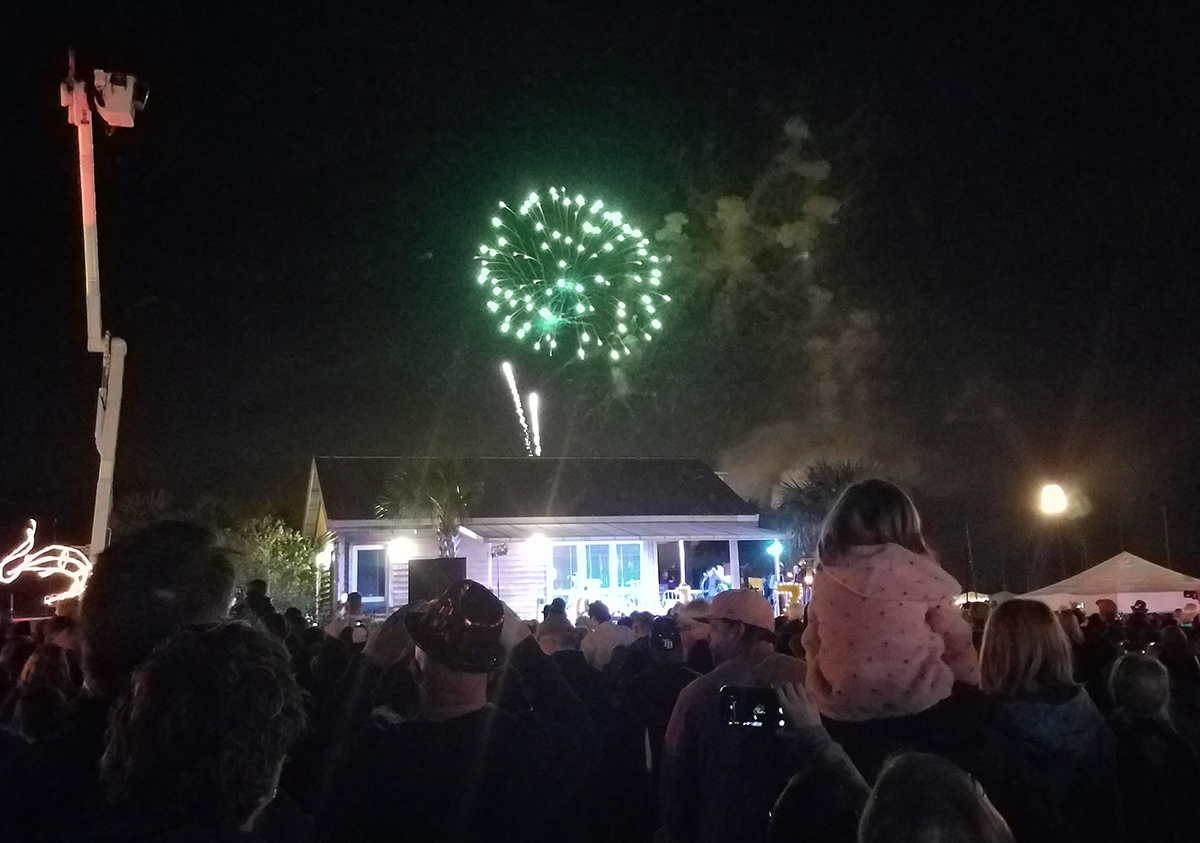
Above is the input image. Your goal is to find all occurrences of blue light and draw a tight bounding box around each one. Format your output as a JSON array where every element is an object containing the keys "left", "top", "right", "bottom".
[{"left": 767, "top": 540, "right": 783, "bottom": 558}]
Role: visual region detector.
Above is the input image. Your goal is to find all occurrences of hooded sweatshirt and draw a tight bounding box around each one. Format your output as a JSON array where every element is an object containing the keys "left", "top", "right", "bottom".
[
  {"left": 803, "top": 543, "right": 979, "bottom": 722},
  {"left": 991, "top": 686, "right": 1123, "bottom": 842}
]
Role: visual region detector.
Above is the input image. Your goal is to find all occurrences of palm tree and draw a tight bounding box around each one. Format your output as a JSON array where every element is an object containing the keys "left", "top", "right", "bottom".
[
  {"left": 376, "top": 458, "right": 483, "bottom": 558},
  {"left": 773, "top": 458, "right": 887, "bottom": 558}
]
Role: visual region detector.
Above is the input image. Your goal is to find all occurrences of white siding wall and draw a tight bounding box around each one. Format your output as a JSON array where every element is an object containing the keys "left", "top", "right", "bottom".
[
  {"left": 460, "top": 536, "right": 491, "bottom": 586},
  {"left": 492, "top": 540, "right": 550, "bottom": 621},
  {"left": 336, "top": 528, "right": 492, "bottom": 613}
]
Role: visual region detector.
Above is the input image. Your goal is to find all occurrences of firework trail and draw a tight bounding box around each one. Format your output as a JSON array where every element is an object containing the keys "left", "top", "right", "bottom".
[
  {"left": 500, "top": 361, "right": 532, "bottom": 455},
  {"left": 528, "top": 392, "right": 542, "bottom": 457}
]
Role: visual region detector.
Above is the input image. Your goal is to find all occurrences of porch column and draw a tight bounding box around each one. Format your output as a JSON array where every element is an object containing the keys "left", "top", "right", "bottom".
[
  {"left": 728, "top": 539, "right": 741, "bottom": 590},
  {"left": 643, "top": 540, "right": 660, "bottom": 610}
]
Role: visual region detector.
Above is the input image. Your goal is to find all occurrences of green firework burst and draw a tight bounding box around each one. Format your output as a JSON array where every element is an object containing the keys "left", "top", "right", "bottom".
[{"left": 477, "top": 187, "right": 669, "bottom": 362}]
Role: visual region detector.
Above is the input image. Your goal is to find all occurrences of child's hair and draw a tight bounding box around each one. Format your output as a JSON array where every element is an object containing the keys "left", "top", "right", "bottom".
[
  {"left": 1110, "top": 653, "right": 1170, "bottom": 721},
  {"left": 980, "top": 599, "right": 1075, "bottom": 697},
  {"left": 817, "top": 479, "right": 928, "bottom": 562}
]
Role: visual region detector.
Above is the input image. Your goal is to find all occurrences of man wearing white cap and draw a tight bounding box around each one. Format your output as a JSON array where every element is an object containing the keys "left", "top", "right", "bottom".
[{"left": 660, "top": 590, "right": 805, "bottom": 843}]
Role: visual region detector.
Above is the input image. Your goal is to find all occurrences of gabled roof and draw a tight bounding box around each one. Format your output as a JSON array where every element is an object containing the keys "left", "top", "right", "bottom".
[
  {"left": 305, "top": 456, "right": 755, "bottom": 533},
  {"left": 1024, "top": 552, "right": 1200, "bottom": 597}
]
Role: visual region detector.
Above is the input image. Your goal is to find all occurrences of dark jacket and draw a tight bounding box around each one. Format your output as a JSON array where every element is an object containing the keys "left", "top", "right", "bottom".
[
  {"left": 319, "top": 637, "right": 598, "bottom": 843},
  {"left": 74, "top": 819, "right": 265, "bottom": 843},
  {"left": 823, "top": 684, "right": 1077, "bottom": 843},
  {"left": 552, "top": 649, "right": 613, "bottom": 717},
  {"left": 1111, "top": 715, "right": 1199, "bottom": 841},
  {"left": 607, "top": 636, "right": 656, "bottom": 690},
  {"left": 0, "top": 695, "right": 110, "bottom": 842},
  {"left": 768, "top": 725, "right": 870, "bottom": 843},
  {"left": 624, "top": 661, "right": 698, "bottom": 782},
  {"left": 990, "top": 686, "right": 1123, "bottom": 843},
  {"left": 552, "top": 648, "right": 652, "bottom": 843},
  {"left": 0, "top": 696, "right": 316, "bottom": 843}
]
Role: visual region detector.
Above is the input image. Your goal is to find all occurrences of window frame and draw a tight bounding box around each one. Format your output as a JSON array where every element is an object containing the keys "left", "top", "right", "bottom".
[
  {"left": 547, "top": 540, "right": 643, "bottom": 608},
  {"left": 349, "top": 544, "right": 389, "bottom": 609}
]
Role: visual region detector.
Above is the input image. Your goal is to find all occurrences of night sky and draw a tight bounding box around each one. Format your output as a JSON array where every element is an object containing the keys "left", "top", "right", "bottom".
[{"left": 4, "top": 1, "right": 1198, "bottom": 589}]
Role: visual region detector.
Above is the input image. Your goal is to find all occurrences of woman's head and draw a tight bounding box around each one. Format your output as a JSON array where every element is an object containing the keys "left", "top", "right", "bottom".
[
  {"left": 818, "top": 479, "right": 927, "bottom": 562},
  {"left": 1110, "top": 653, "right": 1170, "bottom": 721},
  {"left": 980, "top": 599, "right": 1075, "bottom": 697},
  {"left": 859, "top": 752, "right": 1014, "bottom": 843},
  {"left": 101, "top": 621, "right": 307, "bottom": 830}
]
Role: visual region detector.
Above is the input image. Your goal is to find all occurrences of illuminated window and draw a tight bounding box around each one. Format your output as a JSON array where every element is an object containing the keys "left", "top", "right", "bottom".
[
  {"left": 617, "top": 544, "right": 641, "bottom": 587},
  {"left": 550, "top": 542, "right": 642, "bottom": 590},
  {"left": 552, "top": 545, "right": 578, "bottom": 591},
  {"left": 586, "top": 544, "right": 611, "bottom": 588},
  {"left": 350, "top": 545, "right": 387, "bottom": 608}
]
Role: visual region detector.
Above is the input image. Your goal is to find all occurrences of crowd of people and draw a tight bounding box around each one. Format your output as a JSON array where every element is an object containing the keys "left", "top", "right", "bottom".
[{"left": 0, "top": 480, "right": 1198, "bottom": 842}]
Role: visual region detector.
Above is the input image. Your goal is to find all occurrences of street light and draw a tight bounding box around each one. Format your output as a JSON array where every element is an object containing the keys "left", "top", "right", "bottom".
[
  {"left": 1040, "top": 484, "right": 1068, "bottom": 515},
  {"left": 1039, "top": 484, "right": 1068, "bottom": 579}
]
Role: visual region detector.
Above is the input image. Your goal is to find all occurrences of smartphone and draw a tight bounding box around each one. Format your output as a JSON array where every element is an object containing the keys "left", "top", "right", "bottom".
[{"left": 720, "top": 685, "right": 785, "bottom": 730}]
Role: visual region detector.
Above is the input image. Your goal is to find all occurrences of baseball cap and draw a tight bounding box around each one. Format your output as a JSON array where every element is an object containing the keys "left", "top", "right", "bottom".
[
  {"left": 700, "top": 590, "right": 775, "bottom": 633},
  {"left": 649, "top": 615, "right": 683, "bottom": 654}
]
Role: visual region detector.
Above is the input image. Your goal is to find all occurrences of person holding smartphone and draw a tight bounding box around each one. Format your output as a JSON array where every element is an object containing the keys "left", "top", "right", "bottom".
[{"left": 660, "top": 590, "right": 804, "bottom": 843}]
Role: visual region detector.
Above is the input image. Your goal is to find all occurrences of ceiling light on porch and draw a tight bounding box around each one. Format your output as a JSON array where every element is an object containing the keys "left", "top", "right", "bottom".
[{"left": 387, "top": 537, "right": 416, "bottom": 563}]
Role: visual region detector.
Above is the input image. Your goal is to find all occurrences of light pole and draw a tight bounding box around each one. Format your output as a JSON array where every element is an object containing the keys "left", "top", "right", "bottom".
[
  {"left": 60, "top": 52, "right": 146, "bottom": 555},
  {"left": 767, "top": 540, "right": 783, "bottom": 616},
  {"left": 1040, "top": 484, "right": 1068, "bottom": 580}
]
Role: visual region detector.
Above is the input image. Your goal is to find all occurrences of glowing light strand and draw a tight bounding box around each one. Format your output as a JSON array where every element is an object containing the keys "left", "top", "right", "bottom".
[
  {"left": 528, "top": 392, "right": 542, "bottom": 457},
  {"left": 0, "top": 520, "right": 93, "bottom": 604},
  {"left": 478, "top": 190, "right": 670, "bottom": 362},
  {"left": 500, "top": 361, "right": 533, "bottom": 456}
]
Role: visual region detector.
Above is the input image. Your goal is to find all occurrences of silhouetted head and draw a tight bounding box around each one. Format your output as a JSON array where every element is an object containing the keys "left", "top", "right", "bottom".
[
  {"left": 588, "top": 601, "right": 612, "bottom": 624},
  {"left": 1110, "top": 653, "right": 1170, "bottom": 721},
  {"left": 102, "top": 621, "right": 306, "bottom": 832},
  {"left": 261, "top": 612, "right": 289, "bottom": 640},
  {"left": 246, "top": 579, "right": 268, "bottom": 598},
  {"left": 82, "top": 522, "right": 235, "bottom": 699},
  {"left": 859, "top": 753, "right": 1014, "bottom": 843}
]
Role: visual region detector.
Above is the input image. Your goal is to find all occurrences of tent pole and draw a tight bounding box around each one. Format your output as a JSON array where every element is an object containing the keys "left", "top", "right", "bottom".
[{"left": 1163, "top": 506, "right": 1172, "bottom": 566}]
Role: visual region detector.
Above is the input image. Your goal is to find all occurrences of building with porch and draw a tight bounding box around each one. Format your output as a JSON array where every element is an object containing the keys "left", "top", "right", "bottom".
[{"left": 302, "top": 456, "right": 782, "bottom": 620}]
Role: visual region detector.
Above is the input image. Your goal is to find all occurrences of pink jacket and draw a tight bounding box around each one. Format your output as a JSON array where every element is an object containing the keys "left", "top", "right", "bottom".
[{"left": 802, "top": 543, "right": 980, "bottom": 722}]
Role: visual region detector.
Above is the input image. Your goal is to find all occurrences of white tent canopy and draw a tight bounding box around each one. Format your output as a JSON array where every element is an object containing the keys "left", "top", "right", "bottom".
[{"left": 1023, "top": 552, "right": 1200, "bottom": 614}]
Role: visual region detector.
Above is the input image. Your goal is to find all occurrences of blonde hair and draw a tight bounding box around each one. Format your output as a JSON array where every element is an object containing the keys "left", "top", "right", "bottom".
[
  {"left": 1057, "top": 611, "right": 1084, "bottom": 646},
  {"left": 980, "top": 599, "right": 1075, "bottom": 697},
  {"left": 818, "top": 479, "right": 928, "bottom": 562}
]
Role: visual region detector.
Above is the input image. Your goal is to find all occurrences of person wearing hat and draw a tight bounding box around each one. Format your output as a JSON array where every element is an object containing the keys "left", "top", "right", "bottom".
[
  {"left": 624, "top": 615, "right": 700, "bottom": 791},
  {"left": 660, "top": 590, "right": 806, "bottom": 843},
  {"left": 318, "top": 580, "right": 598, "bottom": 843}
]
